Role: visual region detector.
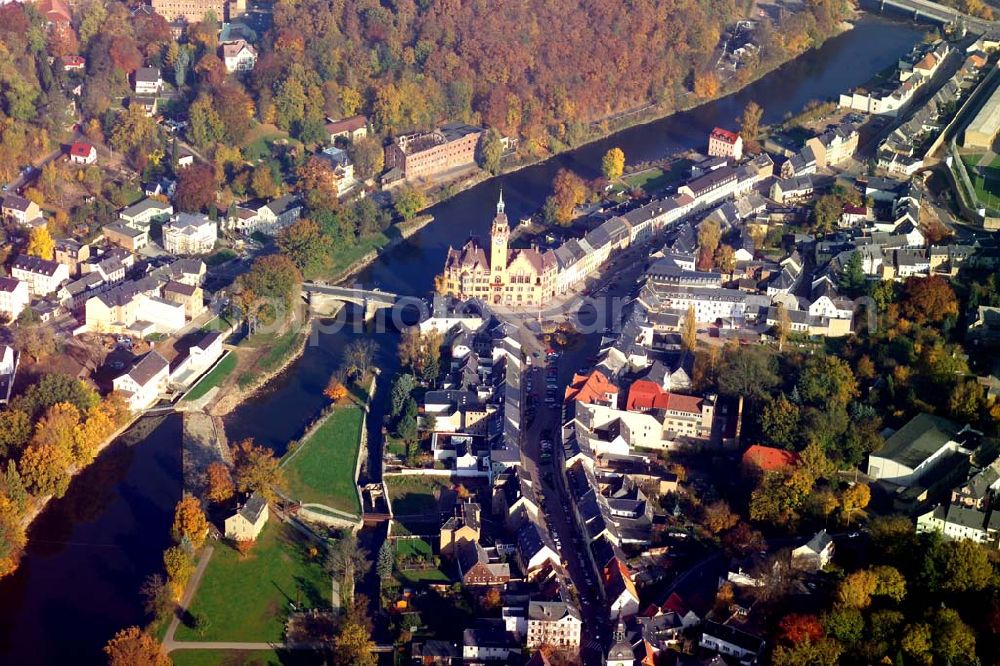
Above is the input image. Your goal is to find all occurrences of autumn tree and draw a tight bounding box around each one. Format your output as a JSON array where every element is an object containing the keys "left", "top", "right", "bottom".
[
  {"left": 103, "top": 626, "right": 170, "bottom": 666},
  {"left": 696, "top": 219, "right": 721, "bottom": 271},
  {"left": 349, "top": 136, "right": 385, "bottom": 181},
  {"left": 277, "top": 218, "right": 331, "bottom": 277},
  {"left": 344, "top": 339, "right": 379, "bottom": 382},
  {"left": 739, "top": 101, "right": 763, "bottom": 152},
  {"left": 693, "top": 70, "right": 720, "bottom": 98},
  {"left": 777, "top": 613, "right": 824, "bottom": 645},
  {"left": 26, "top": 226, "right": 54, "bottom": 259},
  {"left": 174, "top": 163, "right": 217, "bottom": 212},
  {"left": 761, "top": 394, "right": 802, "bottom": 452},
  {"left": 714, "top": 244, "right": 736, "bottom": 273},
  {"left": 774, "top": 303, "right": 791, "bottom": 352},
  {"left": 477, "top": 128, "right": 504, "bottom": 176},
  {"left": 296, "top": 157, "right": 341, "bottom": 213},
  {"left": 899, "top": 275, "right": 957, "bottom": 324},
  {"left": 326, "top": 530, "right": 371, "bottom": 603},
  {"left": 601, "top": 147, "right": 625, "bottom": 180},
  {"left": 139, "top": 574, "right": 173, "bottom": 619},
  {"left": 721, "top": 522, "right": 766, "bottom": 558},
  {"left": 234, "top": 538, "right": 255, "bottom": 558},
  {"left": 948, "top": 380, "right": 984, "bottom": 423},
  {"left": 205, "top": 462, "right": 234, "bottom": 504},
  {"left": 233, "top": 254, "right": 302, "bottom": 324},
  {"left": 13, "top": 322, "right": 56, "bottom": 363},
  {"left": 545, "top": 169, "right": 587, "bottom": 226},
  {"left": 333, "top": 617, "right": 377, "bottom": 666},
  {"left": 681, "top": 304, "right": 697, "bottom": 352},
  {"left": 393, "top": 185, "right": 426, "bottom": 221},
  {"left": 325, "top": 376, "right": 348, "bottom": 403},
  {"left": 701, "top": 499, "right": 738, "bottom": 534},
  {"left": 232, "top": 439, "right": 284, "bottom": 502},
  {"left": 171, "top": 495, "right": 208, "bottom": 548},
  {"left": 838, "top": 483, "right": 870, "bottom": 525}
]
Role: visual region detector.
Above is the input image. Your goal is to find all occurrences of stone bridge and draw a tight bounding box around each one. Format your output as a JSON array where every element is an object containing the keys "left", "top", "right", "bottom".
[{"left": 302, "top": 283, "right": 403, "bottom": 319}]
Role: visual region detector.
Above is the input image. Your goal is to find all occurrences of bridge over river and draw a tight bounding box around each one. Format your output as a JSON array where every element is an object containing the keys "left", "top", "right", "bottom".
[{"left": 301, "top": 282, "right": 412, "bottom": 319}]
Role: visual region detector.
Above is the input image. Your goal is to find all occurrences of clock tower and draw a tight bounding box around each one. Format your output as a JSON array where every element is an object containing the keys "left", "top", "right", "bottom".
[{"left": 490, "top": 190, "right": 509, "bottom": 278}]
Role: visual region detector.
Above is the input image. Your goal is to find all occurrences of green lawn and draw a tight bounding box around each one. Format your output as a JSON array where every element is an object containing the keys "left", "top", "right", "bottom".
[
  {"left": 184, "top": 353, "right": 237, "bottom": 402},
  {"left": 395, "top": 537, "right": 433, "bottom": 559},
  {"left": 282, "top": 407, "right": 365, "bottom": 515},
  {"left": 175, "top": 522, "right": 329, "bottom": 643},
  {"left": 170, "top": 649, "right": 327, "bottom": 666},
  {"left": 205, "top": 249, "right": 238, "bottom": 267},
  {"left": 321, "top": 232, "right": 392, "bottom": 281},
  {"left": 238, "top": 327, "right": 306, "bottom": 388},
  {"left": 385, "top": 475, "right": 453, "bottom": 516},
  {"left": 398, "top": 567, "right": 451, "bottom": 583},
  {"left": 622, "top": 159, "right": 692, "bottom": 194}
]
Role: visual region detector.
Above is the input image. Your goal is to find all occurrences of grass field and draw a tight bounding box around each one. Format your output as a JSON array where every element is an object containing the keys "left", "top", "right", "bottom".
[
  {"left": 184, "top": 354, "right": 237, "bottom": 402},
  {"left": 395, "top": 537, "right": 433, "bottom": 559},
  {"left": 170, "top": 649, "right": 326, "bottom": 666},
  {"left": 174, "top": 522, "right": 328, "bottom": 643},
  {"left": 205, "top": 249, "right": 238, "bottom": 267},
  {"left": 282, "top": 407, "right": 365, "bottom": 515},
  {"left": 238, "top": 327, "right": 306, "bottom": 388},
  {"left": 622, "top": 159, "right": 692, "bottom": 194},
  {"left": 385, "top": 475, "right": 454, "bottom": 520},
  {"left": 961, "top": 153, "right": 1000, "bottom": 211}
]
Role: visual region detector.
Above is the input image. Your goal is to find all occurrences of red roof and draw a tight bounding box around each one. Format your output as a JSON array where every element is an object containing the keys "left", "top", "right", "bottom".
[
  {"left": 62, "top": 55, "right": 85, "bottom": 67},
  {"left": 842, "top": 204, "right": 867, "bottom": 215},
  {"left": 626, "top": 380, "right": 702, "bottom": 414},
  {"left": 742, "top": 445, "right": 800, "bottom": 472},
  {"left": 564, "top": 370, "right": 618, "bottom": 406},
  {"left": 660, "top": 592, "right": 690, "bottom": 616},
  {"left": 70, "top": 142, "right": 95, "bottom": 158},
  {"left": 710, "top": 127, "right": 740, "bottom": 144}
]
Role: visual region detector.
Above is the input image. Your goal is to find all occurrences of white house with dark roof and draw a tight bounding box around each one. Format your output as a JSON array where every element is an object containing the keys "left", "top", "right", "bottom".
[
  {"left": 220, "top": 39, "right": 257, "bottom": 72},
  {"left": 163, "top": 213, "right": 217, "bottom": 254},
  {"left": 133, "top": 67, "right": 162, "bottom": 95},
  {"left": 224, "top": 492, "right": 269, "bottom": 540},
  {"left": 11, "top": 254, "right": 69, "bottom": 296},
  {"left": 225, "top": 195, "right": 302, "bottom": 235},
  {"left": 525, "top": 600, "right": 582, "bottom": 649},
  {"left": 0, "top": 345, "right": 18, "bottom": 404},
  {"left": 917, "top": 503, "right": 1000, "bottom": 548},
  {"left": 113, "top": 351, "right": 170, "bottom": 410},
  {"left": 792, "top": 529, "right": 835, "bottom": 571},
  {"left": 0, "top": 277, "right": 29, "bottom": 321},
  {"left": 699, "top": 621, "right": 765, "bottom": 662},
  {"left": 120, "top": 198, "right": 173, "bottom": 228}
]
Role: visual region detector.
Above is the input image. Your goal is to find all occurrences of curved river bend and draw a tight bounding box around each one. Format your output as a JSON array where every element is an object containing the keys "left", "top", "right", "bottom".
[{"left": 0, "top": 15, "right": 924, "bottom": 664}]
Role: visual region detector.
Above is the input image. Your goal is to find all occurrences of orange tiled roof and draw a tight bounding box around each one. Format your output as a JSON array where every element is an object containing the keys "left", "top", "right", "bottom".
[
  {"left": 626, "top": 380, "right": 702, "bottom": 414},
  {"left": 564, "top": 369, "right": 618, "bottom": 405},
  {"left": 742, "top": 444, "right": 800, "bottom": 472}
]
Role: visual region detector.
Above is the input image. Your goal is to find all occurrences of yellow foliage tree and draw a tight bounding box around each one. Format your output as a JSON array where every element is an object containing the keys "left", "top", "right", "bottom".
[
  {"left": 693, "top": 70, "right": 720, "bottom": 99},
  {"left": 26, "top": 226, "right": 55, "bottom": 260},
  {"left": 171, "top": 495, "right": 208, "bottom": 548}
]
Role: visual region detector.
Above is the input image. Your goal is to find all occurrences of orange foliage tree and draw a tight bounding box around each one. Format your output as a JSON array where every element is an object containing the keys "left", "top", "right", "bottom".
[
  {"left": 171, "top": 495, "right": 209, "bottom": 548},
  {"left": 325, "top": 377, "right": 348, "bottom": 403},
  {"left": 205, "top": 462, "right": 235, "bottom": 504},
  {"left": 103, "top": 626, "right": 171, "bottom": 666}
]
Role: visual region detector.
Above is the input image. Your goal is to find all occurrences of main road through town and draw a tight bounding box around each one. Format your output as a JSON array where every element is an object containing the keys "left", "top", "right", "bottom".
[{"left": 0, "top": 14, "right": 927, "bottom": 664}]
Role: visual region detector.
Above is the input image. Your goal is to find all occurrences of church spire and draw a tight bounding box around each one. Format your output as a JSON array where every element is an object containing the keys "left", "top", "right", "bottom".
[{"left": 497, "top": 188, "right": 505, "bottom": 215}]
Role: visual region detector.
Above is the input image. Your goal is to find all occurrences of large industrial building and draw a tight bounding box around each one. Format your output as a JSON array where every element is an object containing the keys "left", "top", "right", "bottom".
[{"left": 964, "top": 84, "right": 1000, "bottom": 150}]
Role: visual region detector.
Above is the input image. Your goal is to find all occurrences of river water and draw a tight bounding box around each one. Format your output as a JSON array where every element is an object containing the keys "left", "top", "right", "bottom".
[{"left": 0, "top": 15, "right": 924, "bottom": 664}]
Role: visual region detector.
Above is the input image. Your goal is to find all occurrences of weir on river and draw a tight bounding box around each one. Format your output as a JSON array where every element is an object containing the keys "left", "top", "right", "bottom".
[{"left": 0, "top": 15, "right": 928, "bottom": 664}]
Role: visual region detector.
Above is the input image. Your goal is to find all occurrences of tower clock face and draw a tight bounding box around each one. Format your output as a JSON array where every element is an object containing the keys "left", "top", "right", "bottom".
[{"left": 494, "top": 234, "right": 505, "bottom": 245}]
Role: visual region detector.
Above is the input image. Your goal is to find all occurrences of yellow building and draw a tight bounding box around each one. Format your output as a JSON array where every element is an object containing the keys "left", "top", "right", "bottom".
[{"left": 441, "top": 193, "right": 557, "bottom": 307}]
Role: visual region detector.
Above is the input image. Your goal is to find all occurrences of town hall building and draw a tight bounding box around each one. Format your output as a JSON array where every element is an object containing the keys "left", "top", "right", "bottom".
[{"left": 441, "top": 194, "right": 558, "bottom": 307}]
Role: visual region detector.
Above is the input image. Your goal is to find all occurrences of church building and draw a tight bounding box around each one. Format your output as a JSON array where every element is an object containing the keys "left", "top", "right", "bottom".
[{"left": 441, "top": 193, "right": 558, "bottom": 307}]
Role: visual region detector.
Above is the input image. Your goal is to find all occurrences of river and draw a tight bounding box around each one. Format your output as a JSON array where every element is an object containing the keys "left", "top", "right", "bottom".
[{"left": 0, "top": 14, "right": 925, "bottom": 664}]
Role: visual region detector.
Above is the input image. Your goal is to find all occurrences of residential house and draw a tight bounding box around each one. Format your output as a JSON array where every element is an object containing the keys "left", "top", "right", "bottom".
[
  {"left": 2, "top": 194, "right": 44, "bottom": 227},
  {"left": 0, "top": 277, "right": 29, "bottom": 321},
  {"left": 604, "top": 558, "right": 640, "bottom": 620},
  {"left": 525, "top": 601, "right": 583, "bottom": 649},
  {"left": 11, "top": 254, "right": 69, "bottom": 296},
  {"left": 708, "top": 127, "right": 743, "bottom": 161},
  {"left": 456, "top": 540, "right": 511, "bottom": 586},
  {"left": 791, "top": 530, "right": 834, "bottom": 571},
  {"left": 163, "top": 213, "right": 217, "bottom": 254},
  {"left": 699, "top": 621, "right": 765, "bottom": 663},
  {"left": 564, "top": 370, "right": 619, "bottom": 407},
  {"left": 186, "top": 331, "right": 224, "bottom": 374},
  {"left": 516, "top": 520, "right": 559, "bottom": 578},
  {"left": 161, "top": 280, "right": 205, "bottom": 319},
  {"left": 325, "top": 115, "right": 369, "bottom": 143},
  {"left": 104, "top": 222, "right": 149, "bottom": 252},
  {"left": 69, "top": 142, "right": 97, "bottom": 165},
  {"left": 226, "top": 195, "right": 302, "bottom": 235},
  {"left": 120, "top": 198, "right": 174, "bottom": 228},
  {"left": 112, "top": 350, "right": 170, "bottom": 410},
  {"left": 769, "top": 175, "right": 814, "bottom": 204},
  {"left": 220, "top": 39, "right": 257, "bottom": 72},
  {"left": 462, "top": 619, "right": 519, "bottom": 663},
  {"left": 917, "top": 503, "right": 1000, "bottom": 547},
  {"left": 54, "top": 238, "right": 91, "bottom": 277},
  {"left": 224, "top": 493, "right": 269, "bottom": 541},
  {"left": 440, "top": 502, "right": 482, "bottom": 557},
  {"left": 133, "top": 67, "right": 162, "bottom": 95},
  {"left": 0, "top": 345, "right": 17, "bottom": 404}
]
